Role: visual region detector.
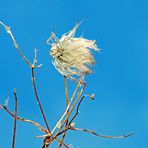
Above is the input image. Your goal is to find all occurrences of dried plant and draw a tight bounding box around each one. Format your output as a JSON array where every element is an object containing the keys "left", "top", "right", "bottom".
[
  {"left": 0, "top": 21, "right": 133, "bottom": 148},
  {"left": 47, "top": 22, "right": 100, "bottom": 80}
]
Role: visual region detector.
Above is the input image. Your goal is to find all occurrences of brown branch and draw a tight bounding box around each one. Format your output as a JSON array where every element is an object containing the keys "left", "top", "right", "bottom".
[
  {"left": 55, "top": 96, "right": 86, "bottom": 141},
  {"left": 57, "top": 82, "right": 86, "bottom": 148},
  {"left": 1, "top": 22, "right": 52, "bottom": 147},
  {"left": 42, "top": 136, "right": 69, "bottom": 148},
  {"left": 69, "top": 93, "right": 94, "bottom": 125},
  {"left": 31, "top": 67, "right": 50, "bottom": 132},
  {"left": 71, "top": 127, "right": 134, "bottom": 139},
  {"left": 12, "top": 89, "right": 18, "bottom": 148},
  {"left": 0, "top": 102, "right": 67, "bottom": 148},
  {"left": 68, "top": 95, "right": 85, "bottom": 126},
  {"left": 0, "top": 104, "right": 47, "bottom": 133}
]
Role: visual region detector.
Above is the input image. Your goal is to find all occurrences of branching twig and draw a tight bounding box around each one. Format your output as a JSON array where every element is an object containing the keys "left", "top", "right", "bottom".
[
  {"left": 0, "top": 21, "right": 31, "bottom": 67},
  {"left": 36, "top": 79, "right": 85, "bottom": 140},
  {"left": 63, "top": 82, "right": 86, "bottom": 126},
  {"left": 50, "top": 79, "right": 82, "bottom": 136},
  {"left": 12, "top": 89, "right": 18, "bottom": 148},
  {"left": 0, "top": 20, "right": 134, "bottom": 148},
  {"left": 0, "top": 21, "right": 50, "bottom": 132},
  {"left": 68, "top": 95, "right": 85, "bottom": 126},
  {"left": 0, "top": 104, "right": 47, "bottom": 133}
]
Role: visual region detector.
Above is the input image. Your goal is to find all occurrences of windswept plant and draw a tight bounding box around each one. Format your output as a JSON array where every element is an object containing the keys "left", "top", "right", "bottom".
[
  {"left": 47, "top": 22, "right": 99, "bottom": 81},
  {"left": 0, "top": 21, "right": 133, "bottom": 148}
]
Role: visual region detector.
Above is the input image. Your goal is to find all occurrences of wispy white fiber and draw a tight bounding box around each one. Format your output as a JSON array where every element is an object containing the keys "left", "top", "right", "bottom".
[{"left": 47, "top": 22, "right": 100, "bottom": 80}]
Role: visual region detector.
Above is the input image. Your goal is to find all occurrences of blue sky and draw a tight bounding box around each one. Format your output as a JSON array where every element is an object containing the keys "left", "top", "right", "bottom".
[{"left": 0, "top": 0, "right": 148, "bottom": 147}]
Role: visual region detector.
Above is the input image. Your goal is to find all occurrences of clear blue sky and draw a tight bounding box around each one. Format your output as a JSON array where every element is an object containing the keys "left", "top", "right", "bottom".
[{"left": 0, "top": 0, "right": 148, "bottom": 147}]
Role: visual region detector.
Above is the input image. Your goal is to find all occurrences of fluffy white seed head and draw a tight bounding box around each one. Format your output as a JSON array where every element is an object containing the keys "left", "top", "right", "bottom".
[{"left": 47, "top": 23, "right": 100, "bottom": 80}]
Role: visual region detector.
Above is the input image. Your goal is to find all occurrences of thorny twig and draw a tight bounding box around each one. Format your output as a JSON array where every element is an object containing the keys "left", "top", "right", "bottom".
[{"left": 12, "top": 89, "right": 18, "bottom": 148}]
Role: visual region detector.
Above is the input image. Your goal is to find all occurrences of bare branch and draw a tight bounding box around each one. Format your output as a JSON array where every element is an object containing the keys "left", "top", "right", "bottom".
[
  {"left": 68, "top": 95, "right": 85, "bottom": 126},
  {"left": 31, "top": 68, "right": 50, "bottom": 133},
  {"left": 64, "top": 76, "right": 69, "bottom": 107},
  {"left": 12, "top": 89, "right": 18, "bottom": 148},
  {"left": 58, "top": 77, "right": 69, "bottom": 148},
  {"left": 71, "top": 127, "right": 134, "bottom": 139},
  {"left": 0, "top": 104, "right": 47, "bottom": 133},
  {"left": 36, "top": 79, "right": 84, "bottom": 139},
  {"left": 42, "top": 136, "right": 69, "bottom": 148},
  {"left": 50, "top": 79, "right": 81, "bottom": 136},
  {"left": 63, "top": 82, "right": 86, "bottom": 125},
  {"left": 0, "top": 21, "right": 31, "bottom": 67}
]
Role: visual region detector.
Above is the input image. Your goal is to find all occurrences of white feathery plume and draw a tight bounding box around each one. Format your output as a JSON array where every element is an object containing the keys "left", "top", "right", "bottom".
[{"left": 47, "top": 22, "right": 100, "bottom": 80}]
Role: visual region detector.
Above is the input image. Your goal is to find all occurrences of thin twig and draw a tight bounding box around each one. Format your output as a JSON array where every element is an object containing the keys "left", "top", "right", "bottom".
[
  {"left": 12, "top": 89, "right": 18, "bottom": 148},
  {"left": 0, "top": 103, "right": 67, "bottom": 148},
  {"left": 56, "top": 138, "right": 69, "bottom": 148},
  {"left": 31, "top": 67, "right": 50, "bottom": 132},
  {"left": 0, "top": 104, "right": 47, "bottom": 133},
  {"left": 68, "top": 95, "right": 85, "bottom": 126},
  {"left": 71, "top": 127, "right": 134, "bottom": 139},
  {"left": 0, "top": 21, "right": 31, "bottom": 67},
  {"left": 1, "top": 21, "right": 51, "bottom": 146},
  {"left": 63, "top": 82, "right": 86, "bottom": 125},
  {"left": 38, "top": 80, "right": 85, "bottom": 147},
  {"left": 36, "top": 80, "right": 82, "bottom": 139},
  {"left": 64, "top": 77, "right": 69, "bottom": 107},
  {"left": 58, "top": 95, "right": 85, "bottom": 148},
  {"left": 50, "top": 80, "right": 81, "bottom": 136},
  {"left": 58, "top": 77, "right": 69, "bottom": 148}
]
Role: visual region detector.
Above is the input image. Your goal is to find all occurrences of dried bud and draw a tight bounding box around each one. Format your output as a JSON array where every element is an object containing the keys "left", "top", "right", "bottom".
[
  {"left": 48, "top": 22, "right": 100, "bottom": 80},
  {"left": 70, "top": 122, "right": 75, "bottom": 127},
  {"left": 90, "top": 93, "right": 95, "bottom": 100}
]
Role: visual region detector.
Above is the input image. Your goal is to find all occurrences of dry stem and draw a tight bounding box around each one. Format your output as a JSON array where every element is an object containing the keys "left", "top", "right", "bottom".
[
  {"left": 0, "top": 21, "right": 50, "bottom": 133},
  {"left": 12, "top": 89, "right": 18, "bottom": 148},
  {"left": 0, "top": 104, "right": 47, "bottom": 133}
]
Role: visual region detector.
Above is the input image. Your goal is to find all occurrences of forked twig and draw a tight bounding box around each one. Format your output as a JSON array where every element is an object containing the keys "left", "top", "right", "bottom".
[
  {"left": 54, "top": 93, "right": 134, "bottom": 146},
  {"left": 0, "top": 21, "right": 31, "bottom": 67},
  {"left": 12, "top": 89, "right": 18, "bottom": 148},
  {"left": 0, "top": 21, "right": 50, "bottom": 132},
  {"left": 50, "top": 79, "right": 81, "bottom": 136},
  {"left": 0, "top": 104, "right": 47, "bottom": 133},
  {"left": 0, "top": 20, "right": 134, "bottom": 148},
  {"left": 56, "top": 81, "right": 86, "bottom": 137},
  {"left": 36, "top": 79, "right": 82, "bottom": 139},
  {"left": 68, "top": 95, "right": 85, "bottom": 126}
]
